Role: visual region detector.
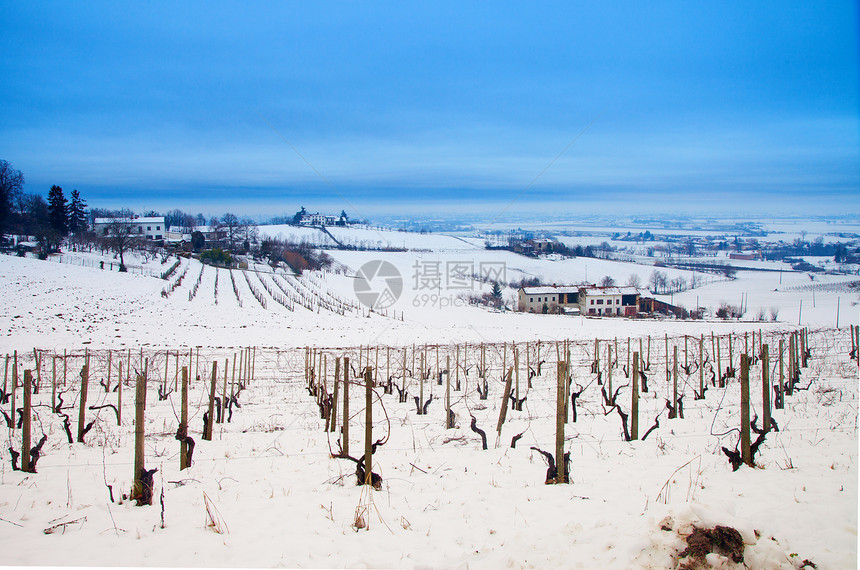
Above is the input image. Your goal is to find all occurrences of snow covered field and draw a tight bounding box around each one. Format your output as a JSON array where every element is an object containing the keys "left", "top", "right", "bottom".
[{"left": 0, "top": 238, "right": 858, "bottom": 568}]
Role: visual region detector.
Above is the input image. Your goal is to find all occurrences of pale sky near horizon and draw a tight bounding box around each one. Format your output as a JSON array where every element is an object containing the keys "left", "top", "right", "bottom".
[{"left": 1, "top": 2, "right": 858, "bottom": 219}]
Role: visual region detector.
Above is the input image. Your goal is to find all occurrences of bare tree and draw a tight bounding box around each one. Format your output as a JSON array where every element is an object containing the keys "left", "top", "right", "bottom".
[
  {"left": 0, "top": 159, "right": 25, "bottom": 237},
  {"left": 220, "top": 213, "right": 240, "bottom": 253},
  {"left": 105, "top": 213, "right": 141, "bottom": 271},
  {"left": 599, "top": 275, "right": 615, "bottom": 287},
  {"left": 626, "top": 273, "right": 642, "bottom": 289},
  {"left": 649, "top": 270, "right": 668, "bottom": 294}
]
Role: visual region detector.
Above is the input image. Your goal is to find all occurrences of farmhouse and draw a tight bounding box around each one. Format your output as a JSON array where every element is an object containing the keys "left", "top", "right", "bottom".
[
  {"left": 579, "top": 286, "right": 640, "bottom": 317},
  {"left": 518, "top": 284, "right": 641, "bottom": 316},
  {"left": 518, "top": 285, "right": 580, "bottom": 313},
  {"left": 93, "top": 216, "right": 166, "bottom": 241}
]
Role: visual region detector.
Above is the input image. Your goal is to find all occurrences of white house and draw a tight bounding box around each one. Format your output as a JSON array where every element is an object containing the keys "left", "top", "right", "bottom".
[
  {"left": 518, "top": 285, "right": 580, "bottom": 313},
  {"left": 579, "top": 286, "right": 640, "bottom": 317},
  {"left": 298, "top": 212, "right": 336, "bottom": 226},
  {"left": 518, "top": 284, "right": 641, "bottom": 316},
  {"left": 93, "top": 216, "right": 166, "bottom": 241}
]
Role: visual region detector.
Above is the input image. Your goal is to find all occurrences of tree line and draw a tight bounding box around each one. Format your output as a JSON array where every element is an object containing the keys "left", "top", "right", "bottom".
[{"left": 0, "top": 160, "right": 88, "bottom": 254}]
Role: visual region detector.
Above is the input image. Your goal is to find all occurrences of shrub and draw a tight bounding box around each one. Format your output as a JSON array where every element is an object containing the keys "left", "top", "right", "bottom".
[{"left": 199, "top": 248, "right": 233, "bottom": 267}]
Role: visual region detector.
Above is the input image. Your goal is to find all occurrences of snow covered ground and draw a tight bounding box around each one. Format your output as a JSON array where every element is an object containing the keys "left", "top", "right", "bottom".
[{"left": 0, "top": 240, "right": 857, "bottom": 568}]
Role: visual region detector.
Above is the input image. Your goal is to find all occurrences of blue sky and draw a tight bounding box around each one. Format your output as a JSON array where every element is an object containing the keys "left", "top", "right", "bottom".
[{"left": 1, "top": 2, "right": 857, "bottom": 219}]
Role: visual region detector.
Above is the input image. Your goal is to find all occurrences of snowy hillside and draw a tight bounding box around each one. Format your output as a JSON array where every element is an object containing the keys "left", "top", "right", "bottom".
[{"left": 0, "top": 241, "right": 857, "bottom": 568}]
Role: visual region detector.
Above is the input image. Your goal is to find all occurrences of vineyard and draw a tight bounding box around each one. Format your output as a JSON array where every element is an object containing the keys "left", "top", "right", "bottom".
[{"left": 1, "top": 327, "right": 857, "bottom": 567}]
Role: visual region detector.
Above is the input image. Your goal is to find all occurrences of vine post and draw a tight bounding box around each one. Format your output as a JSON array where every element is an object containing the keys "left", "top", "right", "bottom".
[
  {"left": 203, "top": 361, "right": 217, "bottom": 441},
  {"left": 118, "top": 360, "right": 123, "bottom": 424},
  {"left": 555, "top": 360, "right": 566, "bottom": 484},
  {"left": 740, "top": 354, "right": 752, "bottom": 467},
  {"left": 132, "top": 372, "right": 147, "bottom": 499},
  {"left": 10, "top": 352, "right": 16, "bottom": 432},
  {"left": 445, "top": 354, "right": 452, "bottom": 429},
  {"left": 330, "top": 357, "right": 340, "bottom": 433},
  {"left": 22, "top": 370, "right": 32, "bottom": 472},
  {"left": 787, "top": 334, "right": 795, "bottom": 396},
  {"left": 673, "top": 345, "right": 678, "bottom": 415},
  {"left": 496, "top": 366, "right": 513, "bottom": 441},
  {"left": 607, "top": 344, "right": 612, "bottom": 397},
  {"left": 51, "top": 355, "right": 57, "bottom": 412},
  {"left": 180, "top": 366, "right": 189, "bottom": 470},
  {"left": 77, "top": 351, "right": 90, "bottom": 443},
  {"left": 778, "top": 338, "right": 785, "bottom": 409},
  {"left": 364, "top": 366, "right": 372, "bottom": 486},
  {"left": 762, "top": 344, "right": 771, "bottom": 432},
  {"left": 631, "top": 351, "right": 639, "bottom": 440},
  {"left": 698, "top": 335, "right": 704, "bottom": 397},
  {"left": 342, "top": 356, "right": 350, "bottom": 456}
]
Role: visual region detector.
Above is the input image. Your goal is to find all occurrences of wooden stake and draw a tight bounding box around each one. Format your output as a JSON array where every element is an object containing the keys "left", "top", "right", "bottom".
[
  {"left": 673, "top": 345, "right": 678, "bottom": 416},
  {"left": 180, "top": 367, "right": 189, "bottom": 470},
  {"left": 330, "top": 357, "right": 340, "bottom": 432},
  {"left": 716, "top": 335, "right": 723, "bottom": 387},
  {"left": 11, "top": 351, "right": 17, "bottom": 431},
  {"left": 22, "top": 370, "right": 32, "bottom": 472},
  {"left": 778, "top": 338, "right": 784, "bottom": 409},
  {"left": 342, "top": 356, "right": 350, "bottom": 456},
  {"left": 118, "top": 360, "right": 123, "bottom": 425},
  {"left": 419, "top": 351, "right": 425, "bottom": 414},
  {"left": 514, "top": 345, "right": 520, "bottom": 403},
  {"left": 699, "top": 334, "right": 704, "bottom": 398},
  {"left": 132, "top": 372, "right": 147, "bottom": 499},
  {"left": 203, "top": 361, "right": 217, "bottom": 441},
  {"left": 364, "top": 366, "right": 372, "bottom": 486},
  {"left": 607, "top": 344, "right": 613, "bottom": 397},
  {"left": 496, "top": 367, "right": 513, "bottom": 439},
  {"left": 51, "top": 356, "right": 57, "bottom": 412},
  {"left": 762, "top": 344, "right": 771, "bottom": 432},
  {"left": 220, "top": 358, "right": 228, "bottom": 423},
  {"left": 740, "top": 354, "right": 752, "bottom": 467},
  {"left": 77, "top": 353, "right": 90, "bottom": 443},
  {"left": 787, "top": 334, "right": 795, "bottom": 396},
  {"left": 555, "top": 361, "right": 566, "bottom": 483},
  {"left": 665, "top": 333, "right": 669, "bottom": 388},
  {"left": 631, "top": 352, "right": 639, "bottom": 440},
  {"left": 445, "top": 354, "right": 452, "bottom": 429}
]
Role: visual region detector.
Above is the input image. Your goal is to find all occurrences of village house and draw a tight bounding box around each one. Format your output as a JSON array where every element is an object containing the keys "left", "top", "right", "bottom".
[
  {"left": 518, "top": 284, "right": 641, "bottom": 316},
  {"left": 517, "top": 285, "right": 581, "bottom": 313},
  {"left": 93, "top": 216, "right": 166, "bottom": 241},
  {"left": 579, "top": 286, "right": 641, "bottom": 317}
]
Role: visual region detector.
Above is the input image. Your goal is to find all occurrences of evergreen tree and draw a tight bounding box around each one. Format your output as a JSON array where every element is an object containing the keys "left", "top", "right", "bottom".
[
  {"left": 47, "top": 185, "right": 69, "bottom": 235},
  {"left": 68, "top": 189, "right": 88, "bottom": 233},
  {"left": 292, "top": 206, "right": 307, "bottom": 225}
]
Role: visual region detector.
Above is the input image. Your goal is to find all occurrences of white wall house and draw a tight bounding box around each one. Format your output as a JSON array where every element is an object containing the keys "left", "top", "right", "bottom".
[
  {"left": 518, "top": 285, "right": 580, "bottom": 313},
  {"left": 519, "top": 284, "right": 641, "bottom": 316},
  {"left": 579, "top": 286, "right": 640, "bottom": 317},
  {"left": 93, "top": 216, "right": 166, "bottom": 241}
]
